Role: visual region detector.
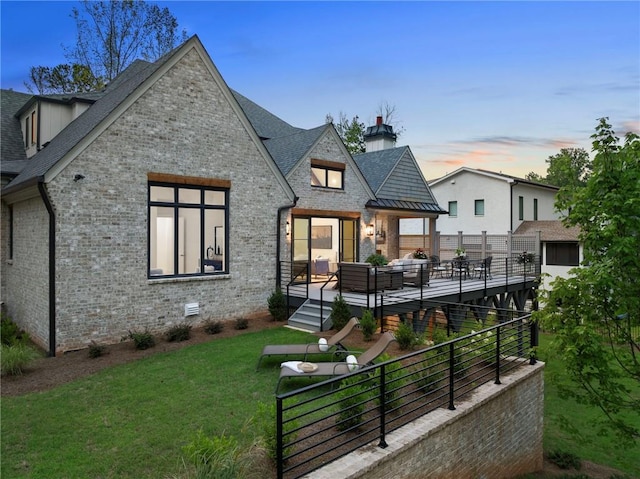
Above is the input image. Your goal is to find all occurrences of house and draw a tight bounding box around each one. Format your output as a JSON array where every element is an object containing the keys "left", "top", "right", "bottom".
[
  {"left": 1, "top": 36, "right": 444, "bottom": 354},
  {"left": 514, "top": 220, "right": 582, "bottom": 284},
  {"left": 428, "top": 167, "right": 560, "bottom": 235}
]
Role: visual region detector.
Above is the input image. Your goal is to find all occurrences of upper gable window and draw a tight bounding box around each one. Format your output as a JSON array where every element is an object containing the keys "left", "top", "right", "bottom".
[
  {"left": 311, "top": 159, "right": 345, "bottom": 190},
  {"left": 474, "top": 199, "right": 485, "bottom": 216},
  {"left": 448, "top": 201, "right": 458, "bottom": 217}
]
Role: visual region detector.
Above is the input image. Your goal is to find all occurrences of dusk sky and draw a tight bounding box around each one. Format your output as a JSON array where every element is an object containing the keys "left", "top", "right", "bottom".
[{"left": 1, "top": 1, "right": 638, "bottom": 180}]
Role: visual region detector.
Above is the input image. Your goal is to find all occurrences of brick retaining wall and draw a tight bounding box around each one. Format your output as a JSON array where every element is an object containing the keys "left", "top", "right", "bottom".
[{"left": 304, "top": 361, "right": 544, "bottom": 479}]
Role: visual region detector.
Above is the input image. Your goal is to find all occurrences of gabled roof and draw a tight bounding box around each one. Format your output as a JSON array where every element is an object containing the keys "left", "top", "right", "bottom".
[
  {"left": 3, "top": 56, "right": 172, "bottom": 193},
  {"left": 232, "top": 90, "right": 302, "bottom": 140},
  {"left": 352, "top": 147, "right": 400, "bottom": 192},
  {"left": 514, "top": 220, "right": 580, "bottom": 242},
  {"left": 1, "top": 90, "right": 31, "bottom": 167},
  {"left": 429, "top": 166, "right": 559, "bottom": 191},
  {"left": 263, "top": 125, "right": 327, "bottom": 176}
]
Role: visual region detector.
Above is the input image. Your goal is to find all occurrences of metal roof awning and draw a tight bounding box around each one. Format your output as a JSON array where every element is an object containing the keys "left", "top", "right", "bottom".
[{"left": 366, "top": 198, "right": 448, "bottom": 215}]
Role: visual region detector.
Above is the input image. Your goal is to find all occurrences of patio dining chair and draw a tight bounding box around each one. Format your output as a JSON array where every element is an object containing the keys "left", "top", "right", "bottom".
[
  {"left": 429, "top": 255, "right": 448, "bottom": 278},
  {"left": 275, "top": 331, "right": 396, "bottom": 393},
  {"left": 256, "top": 317, "right": 359, "bottom": 369},
  {"left": 474, "top": 256, "right": 493, "bottom": 279}
]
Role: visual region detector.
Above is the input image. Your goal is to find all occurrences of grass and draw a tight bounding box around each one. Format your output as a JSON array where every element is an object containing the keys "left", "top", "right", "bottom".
[
  {"left": 2, "top": 327, "right": 639, "bottom": 478},
  {"left": 1, "top": 327, "right": 312, "bottom": 479},
  {"left": 538, "top": 333, "right": 640, "bottom": 477}
]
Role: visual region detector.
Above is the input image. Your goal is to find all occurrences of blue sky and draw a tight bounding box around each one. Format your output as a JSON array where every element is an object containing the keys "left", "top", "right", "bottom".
[{"left": 1, "top": 1, "right": 638, "bottom": 180}]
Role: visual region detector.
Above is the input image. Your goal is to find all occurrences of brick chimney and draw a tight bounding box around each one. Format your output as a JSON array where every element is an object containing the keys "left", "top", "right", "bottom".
[{"left": 364, "top": 116, "right": 397, "bottom": 152}]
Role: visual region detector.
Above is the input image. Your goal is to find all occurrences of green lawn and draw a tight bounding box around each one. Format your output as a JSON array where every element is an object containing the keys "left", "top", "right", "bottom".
[
  {"left": 1, "top": 327, "right": 312, "bottom": 479},
  {"left": 538, "top": 333, "right": 640, "bottom": 477},
  {"left": 3, "top": 328, "right": 639, "bottom": 478}
]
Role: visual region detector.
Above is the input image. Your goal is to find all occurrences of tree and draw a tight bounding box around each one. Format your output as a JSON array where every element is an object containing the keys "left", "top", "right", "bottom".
[
  {"left": 536, "top": 118, "right": 640, "bottom": 444},
  {"left": 326, "top": 103, "right": 404, "bottom": 155},
  {"left": 524, "top": 171, "right": 546, "bottom": 183},
  {"left": 326, "top": 113, "right": 366, "bottom": 155},
  {"left": 25, "top": 0, "right": 186, "bottom": 94},
  {"left": 545, "top": 147, "right": 591, "bottom": 188},
  {"left": 26, "top": 64, "right": 104, "bottom": 94}
]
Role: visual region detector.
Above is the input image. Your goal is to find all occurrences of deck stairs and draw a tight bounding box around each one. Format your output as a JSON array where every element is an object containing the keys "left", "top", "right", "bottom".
[{"left": 288, "top": 299, "right": 332, "bottom": 332}]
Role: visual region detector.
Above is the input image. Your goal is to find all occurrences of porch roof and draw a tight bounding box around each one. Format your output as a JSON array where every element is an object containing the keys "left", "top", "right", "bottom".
[{"left": 366, "top": 197, "right": 448, "bottom": 214}]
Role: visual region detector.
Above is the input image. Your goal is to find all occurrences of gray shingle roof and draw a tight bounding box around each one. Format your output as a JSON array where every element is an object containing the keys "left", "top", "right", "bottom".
[
  {"left": 352, "top": 148, "right": 403, "bottom": 192},
  {"left": 231, "top": 90, "right": 302, "bottom": 140},
  {"left": 514, "top": 220, "right": 580, "bottom": 242},
  {"left": 1, "top": 90, "right": 31, "bottom": 167},
  {"left": 263, "top": 126, "right": 327, "bottom": 176},
  {"left": 3, "top": 57, "right": 170, "bottom": 193}
]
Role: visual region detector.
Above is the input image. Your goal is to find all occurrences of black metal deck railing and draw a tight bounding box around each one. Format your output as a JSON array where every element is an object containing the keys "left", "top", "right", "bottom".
[{"left": 275, "top": 312, "right": 537, "bottom": 479}]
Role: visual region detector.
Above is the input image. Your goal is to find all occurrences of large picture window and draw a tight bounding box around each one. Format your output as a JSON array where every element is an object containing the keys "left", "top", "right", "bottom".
[{"left": 148, "top": 180, "right": 228, "bottom": 277}]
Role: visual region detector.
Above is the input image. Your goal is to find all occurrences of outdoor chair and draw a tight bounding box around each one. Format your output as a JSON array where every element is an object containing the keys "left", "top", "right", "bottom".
[
  {"left": 256, "top": 317, "right": 359, "bottom": 369},
  {"left": 275, "top": 331, "right": 396, "bottom": 393},
  {"left": 474, "top": 256, "right": 493, "bottom": 279},
  {"left": 451, "top": 258, "right": 470, "bottom": 280},
  {"left": 429, "top": 255, "right": 448, "bottom": 278}
]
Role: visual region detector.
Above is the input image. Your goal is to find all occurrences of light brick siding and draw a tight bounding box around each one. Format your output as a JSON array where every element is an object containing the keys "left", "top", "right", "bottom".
[
  {"left": 284, "top": 132, "right": 376, "bottom": 261},
  {"left": 2, "top": 195, "right": 51, "bottom": 349},
  {"left": 6, "top": 48, "right": 292, "bottom": 353},
  {"left": 307, "top": 362, "right": 545, "bottom": 479}
]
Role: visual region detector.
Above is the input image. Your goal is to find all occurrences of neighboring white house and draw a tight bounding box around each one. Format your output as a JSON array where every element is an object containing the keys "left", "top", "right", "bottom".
[
  {"left": 514, "top": 220, "right": 583, "bottom": 285},
  {"left": 428, "top": 168, "right": 560, "bottom": 235}
]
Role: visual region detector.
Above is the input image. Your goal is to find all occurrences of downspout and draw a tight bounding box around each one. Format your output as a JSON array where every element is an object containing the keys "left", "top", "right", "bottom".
[
  {"left": 38, "top": 181, "right": 56, "bottom": 357},
  {"left": 276, "top": 196, "right": 299, "bottom": 289}
]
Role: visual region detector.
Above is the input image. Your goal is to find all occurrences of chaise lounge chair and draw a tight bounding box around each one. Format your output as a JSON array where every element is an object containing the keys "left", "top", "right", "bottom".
[
  {"left": 256, "top": 317, "right": 360, "bottom": 369},
  {"left": 275, "top": 331, "right": 397, "bottom": 393}
]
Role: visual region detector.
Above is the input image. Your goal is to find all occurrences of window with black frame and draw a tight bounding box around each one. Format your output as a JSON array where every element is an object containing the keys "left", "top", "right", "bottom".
[{"left": 148, "top": 182, "right": 228, "bottom": 277}]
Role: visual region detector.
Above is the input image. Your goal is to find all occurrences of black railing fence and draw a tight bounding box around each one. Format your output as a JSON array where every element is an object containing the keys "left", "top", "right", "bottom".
[{"left": 275, "top": 313, "right": 537, "bottom": 479}]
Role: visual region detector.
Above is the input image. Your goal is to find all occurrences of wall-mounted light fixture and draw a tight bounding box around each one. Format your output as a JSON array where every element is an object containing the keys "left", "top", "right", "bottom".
[
  {"left": 365, "top": 224, "right": 375, "bottom": 237},
  {"left": 73, "top": 174, "right": 85, "bottom": 182},
  {"left": 285, "top": 221, "right": 290, "bottom": 236}
]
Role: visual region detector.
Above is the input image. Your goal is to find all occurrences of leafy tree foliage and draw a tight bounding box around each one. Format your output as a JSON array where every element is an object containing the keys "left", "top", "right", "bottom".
[
  {"left": 326, "top": 113, "right": 366, "bottom": 155},
  {"left": 26, "top": 64, "right": 104, "bottom": 94},
  {"left": 525, "top": 147, "right": 591, "bottom": 188},
  {"left": 26, "top": 0, "right": 186, "bottom": 94},
  {"left": 536, "top": 118, "right": 640, "bottom": 444},
  {"left": 326, "top": 102, "right": 404, "bottom": 155}
]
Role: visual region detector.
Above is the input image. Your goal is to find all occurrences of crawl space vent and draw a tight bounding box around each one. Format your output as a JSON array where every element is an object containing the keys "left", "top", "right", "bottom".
[{"left": 184, "top": 302, "right": 199, "bottom": 317}]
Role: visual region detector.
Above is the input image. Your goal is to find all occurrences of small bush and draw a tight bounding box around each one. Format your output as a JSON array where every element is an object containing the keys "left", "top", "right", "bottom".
[
  {"left": 234, "top": 318, "right": 248, "bottom": 330},
  {"left": 182, "top": 429, "right": 254, "bottom": 478},
  {"left": 360, "top": 309, "right": 377, "bottom": 341},
  {"left": 1, "top": 343, "right": 40, "bottom": 376},
  {"left": 335, "top": 374, "right": 373, "bottom": 431},
  {"left": 253, "top": 402, "right": 297, "bottom": 463},
  {"left": 365, "top": 253, "right": 388, "bottom": 266},
  {"left": 88, "top": 341, "right": 107, "bottom": 358},
  {"left": 165, "top": 323, "right": 192, "bottom": 342},
  {"left": 1, "top": 314, "right": 30, "bottom": 346},
  {"left": 374, "top": 353, "right": 405, "bottom": 410},
  {"left": 330, "top": 295, "right": 351, "bottom": 332},
  {"left": 395, "top": 322, "right": 417, "bottom": 350},
  {"left": 204, "top": 319, "right": 224, "bottom": 335},
  {"left": 267, "top": 288, "right": 287, "bottom": 322},
  {"left": 547, "top": 449, "right": 582, "bottom": 470},
  {"left": 123, "top": 329, "right": 155, "bottom": 350}
]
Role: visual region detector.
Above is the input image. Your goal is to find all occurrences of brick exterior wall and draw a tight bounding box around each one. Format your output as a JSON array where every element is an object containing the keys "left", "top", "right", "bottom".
[
  {"left": 2, "top": 195, "right": 51, "bottom": 350},
  {"left": 306, "top": 362, "right": 545, "bottom": 479},
  {"left": 283, "top": 131, "right": 376, "bottom": 262},
  {"left": 3, "top": 47, "right": 295, "bottom": 352}
]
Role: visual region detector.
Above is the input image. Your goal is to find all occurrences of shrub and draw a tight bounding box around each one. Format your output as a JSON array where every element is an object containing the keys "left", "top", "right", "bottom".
[
  {"left": 88, "top": 341, "right": 107, "bottom": 358},
  {"left": 330, "top": 295, "right": 351, "bottom": 332},
  {"left": 123, "top": 329, "right": 155, "bottom": 350},
  {"left": 204, "top": 319, "right": 224, "bottom": 335},
  {"left": 181, "top": 429, "right": 255, "bottom": 479},
  {"left": 267, "top": 288, "right": 287, "bottom": 322},
  {"left": 1, "top": 343, "right": 40, "bottom": 376},
  {"left": 395, "top": 322, "right": 417, "bottom": 350},
  {"left": 165, "top": 323, "right": 192, "bottom": 342},
  {"left": 365, "top": 253, "right": 388, "bottom": 266},
  {"left": 547, "top": 449, "right": 581, "bottom": 470},
  {"left": 335, "top": 374, "right": 373, "bottom": 431},
  {"left": 415, "top": 347, "right": 446, "bottom": 393},
  {"left": 253, "top": 402, "right": 297, "bottom": 463},
  {"left": 1, "top": 314, "right": 30, "bottom": 346},
  {"left": 360, "top": 309, "right": 377, "bottom": 341},
  {"left": 374, "top": 353, "right": 405, "bottom": 410},
  {"left": 234, "top": 318, "right": 248, "bottom": 330}
]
